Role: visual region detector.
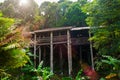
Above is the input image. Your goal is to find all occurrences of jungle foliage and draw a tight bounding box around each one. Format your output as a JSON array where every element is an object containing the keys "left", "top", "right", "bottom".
[
  {"left": 83, "top": 0, "right": 120, "bottom": 56},
  {"left": 0, "top": 0, "right": 120, "bottom": 79},
  {"left": 0, "top": 12, "right": 29, "bottom": 79},
  {"left": 83, "top": 0, "right": 120, "bottom": 79},
  {"left": 39, "top": 0, "right": 87, "bottom": 28}
]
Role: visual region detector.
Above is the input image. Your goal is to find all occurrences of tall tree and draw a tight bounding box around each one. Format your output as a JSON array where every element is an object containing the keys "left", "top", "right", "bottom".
[
  {"left": 58, "top": 0, "right": 68, "bottom": 3},
  {"left": 65, "top": 2, "right": 87, "bottom": 27},
  {"left": 0, "top": 0, "right": 39, "bottom": 24},
  {"left": 40, "top": 1, "right": 59, "bottom": 28},
  {"left": 78, "top": 0, "right": 88, "bottom": 6},
  {"left": 56, "top": 0, "right": 72, "bottom": 27},
  {"left": 83, "top": 0, "right": 120, "bottom": 56},
  {"left": 39, "top": 0, "right": 88, "bottom": 28},
  {"left": 82, "top": 0, "right": 120, "bottom": 78}
]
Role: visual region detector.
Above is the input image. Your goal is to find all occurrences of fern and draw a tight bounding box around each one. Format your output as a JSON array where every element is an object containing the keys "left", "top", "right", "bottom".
[{"left": 0, "top": 12, "right": 30, "bottom": 79}]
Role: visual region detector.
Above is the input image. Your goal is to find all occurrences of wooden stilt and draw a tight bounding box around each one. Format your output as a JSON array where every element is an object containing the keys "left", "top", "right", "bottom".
[
  {"left": 39, "top": 46, "right": 41, "bottom": 63},
  {"left": 89, "top": 32, "right": 94, "bottom": 70},
  {"left": 59, "top": 45, "right": 63, "bottom": 75},
  {"left": 34, "top": 33, "right": 37, "bottom": 67},
  {"left": 79, "top": 45, "right": 82, "bottom": 62},
  {"left": 67, "top": 30, "right": 72, "bottom": 76},
  {"left": 50, "top": 32, "right": 53, "bottom": 72},
  {"left": 43, "top": 46, "right": 46, "bottom": 65}
]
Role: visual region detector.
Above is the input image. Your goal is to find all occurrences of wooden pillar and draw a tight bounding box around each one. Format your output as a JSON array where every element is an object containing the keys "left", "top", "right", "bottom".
[
  {"left": 34, "top": 33, "right": 37, "bottom": 67},
  {"left": 59, "top": 45, "right": 63, "bottom": 75},
  {"left": 39, "top": 46, "right": 41, "bottom": 63},
  {"left": 50, "top": 32, "right": 53, "bottom": 72},
  {"left": 89, "top": 32, "right": 94, "bottom": 70},
  {"left": 79, "top": 45, "right": 82, "bottom": 62},
  {"left": 43, "top": 46, "right": 46, "bottom": 65},
  {"left": 67, "top": 30, "right": 72, "bottom": 76}
]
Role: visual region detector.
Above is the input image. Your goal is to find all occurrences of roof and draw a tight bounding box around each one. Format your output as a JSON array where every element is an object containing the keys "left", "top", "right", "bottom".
[
  {"left": 34, "top": 26, "right": 72, "bottom": 33},
  {"left": 30, "top": 26, "right": 90, "bottom": 34},
  {"left": 71, "top": 27, "right": 90, "bottom": 31}
]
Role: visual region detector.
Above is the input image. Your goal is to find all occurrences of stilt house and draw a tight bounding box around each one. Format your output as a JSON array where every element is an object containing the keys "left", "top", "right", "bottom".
[{"left": 30, "top": 26, "right": 94, "bottom": 76}]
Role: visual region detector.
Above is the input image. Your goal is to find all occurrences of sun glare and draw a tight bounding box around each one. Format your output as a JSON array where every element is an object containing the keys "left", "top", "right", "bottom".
[{"left": 19, "top": 0, "right": 28, "bottom": 6}]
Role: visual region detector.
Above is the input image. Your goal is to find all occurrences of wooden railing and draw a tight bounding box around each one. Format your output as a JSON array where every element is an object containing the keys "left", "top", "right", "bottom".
[
  {"left": 36, "top": 35, "right": 67, "bottom": 43},
  {"left": 37, "top": 37, "right": 50, "bottom": 43},
  {"left": 30, "top": 35, "right": 89, "bottom": 45},
  {"left": 71, "top": 37, "right": 89, "bottom": 45},
  {"left": 53, "top": 35, "right": 67, "bottom": 42}
]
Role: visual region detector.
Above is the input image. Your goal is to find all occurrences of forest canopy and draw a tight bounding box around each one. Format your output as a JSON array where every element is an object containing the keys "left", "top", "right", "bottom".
[{"left": 0, "top": 0, "right": 120, "bottom": 79}]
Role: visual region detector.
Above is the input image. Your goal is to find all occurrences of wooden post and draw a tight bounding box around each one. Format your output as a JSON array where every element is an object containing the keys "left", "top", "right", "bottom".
[
  {"left": 67, "top": 30, "right": 72, "bottom": 76},
  {"left": 34, "top": 33, "right": 37, "bottom": 67},
  {"left": 39, "top": 46, "right": 41, "bottom": 63},
  {"left": 89, "top": 32, "right": 94, "bottom": 70},
  {"left": 79, "top": 45, "right": 82, "bottom": 62},
  {"left": 43, "top": 46, "right": 46, "bottom": 66},
  {"left": 59, "top": 45, "right": 63, "bottom": 75},
  {"left": 50, "top": 32, "right": 53, "bottom": 72}
]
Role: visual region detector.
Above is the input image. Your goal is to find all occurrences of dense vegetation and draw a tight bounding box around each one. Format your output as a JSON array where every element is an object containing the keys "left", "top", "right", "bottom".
[
  {"left": 0, "top": 0, "right": 87, "bottom": 30},
  {"left": 83, "top": 0, "right": 120, "bottom": 79},
  {"left": 0, "top": 12, "right": 29, "bottom": 79},
  {"left": 0, "top": 0, "right": 120, "bottom": 80}
]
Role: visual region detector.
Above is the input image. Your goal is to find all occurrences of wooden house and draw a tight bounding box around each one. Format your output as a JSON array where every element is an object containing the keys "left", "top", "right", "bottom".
[{"left": 30, "top": 26, "right": 94, "bottom": 76}]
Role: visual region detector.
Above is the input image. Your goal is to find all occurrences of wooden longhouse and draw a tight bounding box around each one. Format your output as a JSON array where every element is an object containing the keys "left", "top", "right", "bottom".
[{"left": 30, "top": 26, "right": 94, "bottom": 76}]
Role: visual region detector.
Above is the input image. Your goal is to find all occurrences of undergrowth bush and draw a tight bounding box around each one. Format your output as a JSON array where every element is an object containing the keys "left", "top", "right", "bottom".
[{"left": 20, "top": 60, "right": 53, "bottom": 80}]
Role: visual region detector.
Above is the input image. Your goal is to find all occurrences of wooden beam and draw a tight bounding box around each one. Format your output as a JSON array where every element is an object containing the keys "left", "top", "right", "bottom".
[
  {"left": 34, "top": 33, "right": 36, "bottom": 67},
  {"left": 50, "top": 32, "right": 53, "bottom": 72},
  {"left": 89, "top": 32, "right": 94, "bottom": 70},
  {"left": 37, "top": 41, "right": 67, "bottom": 46},
  {"left": 37, "top": 43, "right": 50, "bottom": 46},
  {"left": 67, "top": 30, "right": 72, "bottom": 76}
]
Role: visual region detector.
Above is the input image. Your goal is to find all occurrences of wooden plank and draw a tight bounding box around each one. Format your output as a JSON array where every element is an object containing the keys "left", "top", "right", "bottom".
[
  {"left": 67, "top": 30, "right": 72, "bottom": 76},
  {"left": 50, "top": 32, "right": 53, "bottom": 72}
]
